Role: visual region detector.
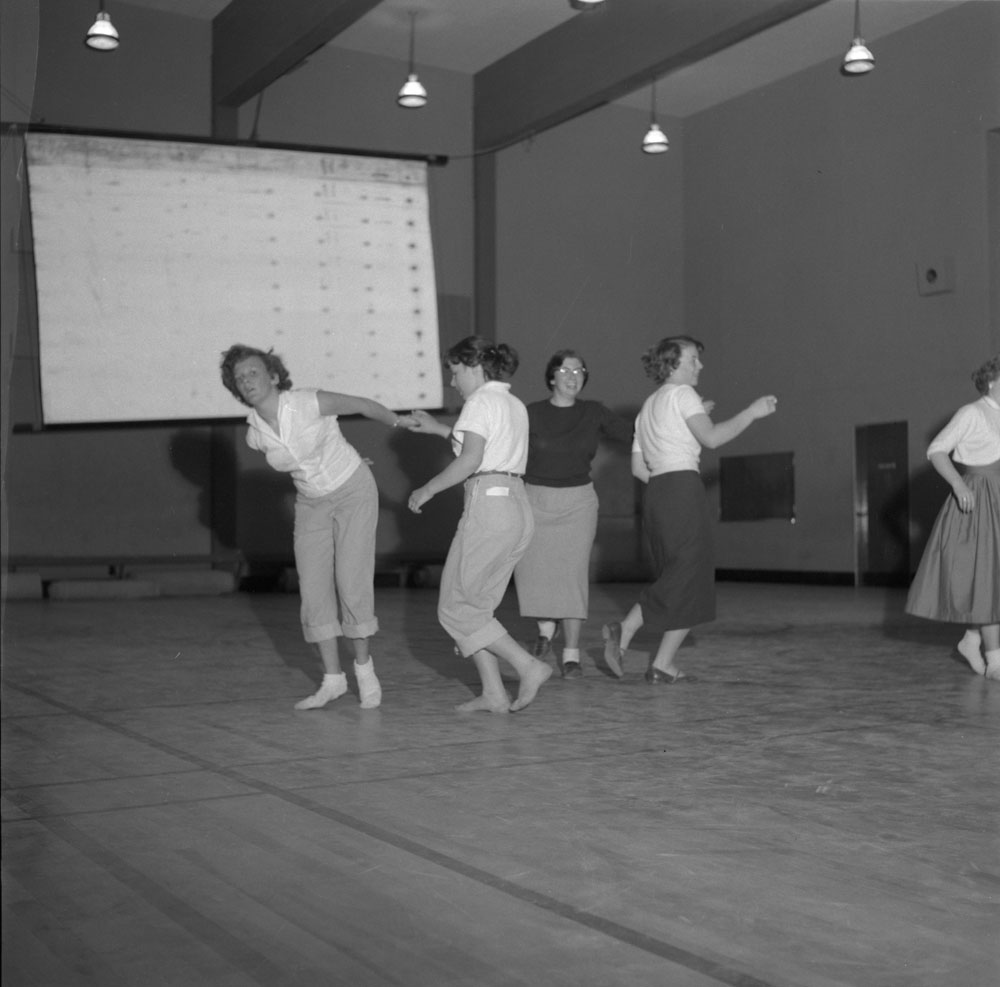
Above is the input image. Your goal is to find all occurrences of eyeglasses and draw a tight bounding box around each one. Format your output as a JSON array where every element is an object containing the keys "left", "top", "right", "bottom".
[{"left": 555, "top": 367, "right": 586, "bottom": 377}]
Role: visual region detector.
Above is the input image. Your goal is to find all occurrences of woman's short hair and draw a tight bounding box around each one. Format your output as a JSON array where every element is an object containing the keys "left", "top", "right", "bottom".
[
  {"left": 641, "top": 336, "right": 705, "bottom": 384},
  {"left": 220, "top": 344, "right": 292, "bottom": 405},
  {"left": 445, "top": 336, "right": 519, "bottom": 381},
  {"left": 971, "top": 354, "right": 1000, "bottom": 395},
  {"left": 544, "top": 349, "right": 589, "bottom": 391}
]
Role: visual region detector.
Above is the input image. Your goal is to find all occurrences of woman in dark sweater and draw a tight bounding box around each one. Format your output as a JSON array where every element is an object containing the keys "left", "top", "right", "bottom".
[{"left": 513, "top": 350, "right": 633, "bottom": 676}]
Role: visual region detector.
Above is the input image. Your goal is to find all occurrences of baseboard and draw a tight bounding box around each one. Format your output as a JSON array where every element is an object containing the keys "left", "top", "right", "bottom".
[{"left": 715, "top": 569, "right": 856, "bottom": 587}]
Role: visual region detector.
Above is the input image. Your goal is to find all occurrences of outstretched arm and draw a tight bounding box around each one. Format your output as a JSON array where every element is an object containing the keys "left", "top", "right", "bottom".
[
  {"left": 316, "top": 390, "right": 417, "bottom": 429},
  {"left": 407, "top": 409, "right": 453, "bottom": 439},
  {"left": 686, "top": 395, "right": 777, "bottom": 450},
  {"left": 408, "top": 431, "right": 486, "bottom": 513}
]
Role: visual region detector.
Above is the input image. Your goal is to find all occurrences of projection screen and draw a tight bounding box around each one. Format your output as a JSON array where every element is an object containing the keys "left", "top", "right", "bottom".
[{"left": 24, "top": 131, "right": 443, "bottom": 425}]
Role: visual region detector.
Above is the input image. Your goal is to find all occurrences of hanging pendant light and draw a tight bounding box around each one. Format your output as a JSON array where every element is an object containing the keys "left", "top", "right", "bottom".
[
  {"left": 569, "top": 0, "right": 606, "bottom": 10},
  {"left": 397, "top": 12, "right": 427, "bottom": 108},
  {"left": 641, "top": 82, "right": 669, "bottom": 154},
  {"left": 85, "top": 2, "right": 119, "bottom": 51},
  {"left": 841, "top": 0, "right": 874, "bottom": 75}
]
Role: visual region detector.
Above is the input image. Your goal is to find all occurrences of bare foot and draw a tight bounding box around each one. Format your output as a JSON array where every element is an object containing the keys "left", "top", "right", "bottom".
[
  {"left": 510, "top": 661, "right": 553, "bottom": 712},
  {"left": 456, "top": 693, "right": 510, "bottom": 713}
]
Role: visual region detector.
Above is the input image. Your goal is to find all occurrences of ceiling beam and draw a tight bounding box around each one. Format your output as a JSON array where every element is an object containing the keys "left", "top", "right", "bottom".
[
  {"left": 473, "top": 0, "right": 832, "bottom": 153},
  {"left": 212, "top": 0, "right": 383, "bottom": 108}
]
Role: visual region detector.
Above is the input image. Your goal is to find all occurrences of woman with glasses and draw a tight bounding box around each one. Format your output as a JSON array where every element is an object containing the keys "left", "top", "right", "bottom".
[
  {"left": 408, "top": 336, "right": 553, "bottom": 712},
  {"left": 513, "top": 350, "right": 633, "bottom": 676},
  {"left": 220, "top": 344, "right": 417, "bottom": 712}
]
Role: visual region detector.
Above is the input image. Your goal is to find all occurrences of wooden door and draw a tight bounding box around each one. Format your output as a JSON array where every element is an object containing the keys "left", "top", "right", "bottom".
[{"left": 854, "top": 422, "right": 910, "bottom": 586}]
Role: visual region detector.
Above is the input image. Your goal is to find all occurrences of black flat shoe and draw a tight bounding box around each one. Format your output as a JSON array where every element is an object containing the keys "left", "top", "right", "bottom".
[
  {"left": 560, "top": 660, "right": 582, "bottom": 678},
  {"left": 532, "top": 635, "right": 552, "bottom": 659},
  {"left": 645, "top": 667, "right": 694, "bottom": 684}
]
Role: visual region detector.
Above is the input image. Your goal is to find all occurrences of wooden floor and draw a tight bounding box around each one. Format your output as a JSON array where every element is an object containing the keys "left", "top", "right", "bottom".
[{"left": 2, "top": 581, "right": 998, "bottom": 987}]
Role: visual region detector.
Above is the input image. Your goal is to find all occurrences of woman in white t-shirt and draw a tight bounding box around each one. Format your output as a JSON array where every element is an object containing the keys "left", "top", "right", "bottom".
[
  {"left": 905, "top": 354, "right": 1000, "bottom": 678},
  {"left": 602, "top": 336, "right": 777, "bottom": 683},
  {"left": 408, "top": 336, "right": 553, "bottom": 713},
  {"left": 221, "top": 344, "right": 417, "bottom": 712}
]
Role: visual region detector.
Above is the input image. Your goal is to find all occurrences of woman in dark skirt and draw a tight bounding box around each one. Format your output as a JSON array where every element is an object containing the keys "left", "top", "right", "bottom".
[
  {"left": 905, "top": 355, "right": 1000, "bottom": 678},
  {"left": 602, "top": 336, "right": 777, "bottom": 682}
]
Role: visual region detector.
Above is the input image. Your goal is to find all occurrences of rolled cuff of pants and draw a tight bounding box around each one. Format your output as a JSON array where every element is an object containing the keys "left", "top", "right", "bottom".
[
  {"left": 303, "top": 619, "right": 342, "bottom": 644},
  {"left": 303, "top": 616, "right": 379, "bottom": 644},
  {"left": 450, "top": 617, "right": 507, "bottom": 658}
]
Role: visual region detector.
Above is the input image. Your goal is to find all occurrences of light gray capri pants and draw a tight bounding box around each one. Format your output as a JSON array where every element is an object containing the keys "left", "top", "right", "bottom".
[
  {"left": 293, "top": 461, "right": 380, "bottom": 643},
  {"left": 438, "top": 472, "right": 534, "bottom": 657}
]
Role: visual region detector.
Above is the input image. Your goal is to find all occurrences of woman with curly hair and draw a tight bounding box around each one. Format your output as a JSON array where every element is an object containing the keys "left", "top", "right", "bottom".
[
  {"left": 602, "top": 336, "right": 777, "bottom": 683},
  {"left": 408, "top": 336, "right": 552, "bottom": 713},
  {"left": 220, "top": 344, "right": 416, "bottom": 711},
  {"left": 906, "top": 354, "right": 1000, "bottom": 678}
]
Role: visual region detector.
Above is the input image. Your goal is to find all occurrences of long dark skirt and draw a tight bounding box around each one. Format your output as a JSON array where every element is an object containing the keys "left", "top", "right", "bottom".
[
  {"left": 905, "top": 462, "right": 1000, "bottom": 625},
  {"left": 637, "top": 471, "right": 716, "bottom": 632}
]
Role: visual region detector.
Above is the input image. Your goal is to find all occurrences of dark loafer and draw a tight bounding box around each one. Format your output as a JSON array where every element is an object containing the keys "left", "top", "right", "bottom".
[
  {"left": 560, "top": 660, "right": 582, "bottom": 678},
  {"left": 602, "top": 622, "right": 624, "bottom": 678},
  {"left": 645, "top": 667, "right": 694, "bottom": 684},
  {"left": 532, "top": 635, "right": 552, "bottom": 660}
]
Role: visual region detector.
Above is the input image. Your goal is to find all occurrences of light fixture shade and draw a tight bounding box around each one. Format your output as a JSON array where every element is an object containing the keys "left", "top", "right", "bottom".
[
  {"left": 397, "top": 74, "right": 428, "bottom": 109},
  {"left": 841, "top": 40, "right": 875, "bottom": 75},
  {"left": 569, "top": 0, "right": 606, "bottom": 10},
  {"left": 642, "top": 122, "right": 669, "bottom": 154},
  {"left": 85, "top": 11, "right": 119, "bottom": 51}
]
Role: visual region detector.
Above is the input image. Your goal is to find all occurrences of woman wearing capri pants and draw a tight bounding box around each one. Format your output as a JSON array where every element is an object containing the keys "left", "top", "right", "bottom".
[
  {"left": 408, "top": 336, "right": 553, "bottom": 713},
  {"left": 220, "top": 344, "right": 416, "bottom": 711}
]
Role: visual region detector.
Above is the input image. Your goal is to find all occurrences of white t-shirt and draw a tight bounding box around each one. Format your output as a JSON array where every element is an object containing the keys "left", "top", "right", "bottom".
[
  {"left": 632, "top": 383, "right": 707, "bottom": 474},
  {"left": 452, "top": 380, "right": 529, "bottom": 474},
  {"left": 927, "top": 395, "right": 1000, "bottom": 466},
  {"left": 246, "top": 389, "right": 361, "bottom": 497}
]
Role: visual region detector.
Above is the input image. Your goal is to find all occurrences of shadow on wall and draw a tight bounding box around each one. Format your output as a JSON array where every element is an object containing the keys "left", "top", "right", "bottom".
[
  {"left": 381, "top": 423, "right": 464, "bottom": 565},
  {"left": 168, "top": 427, "right": 230, "bottom": 546},
  {"left": 168, "top": 426, "right": 295, "bottom": 583}
]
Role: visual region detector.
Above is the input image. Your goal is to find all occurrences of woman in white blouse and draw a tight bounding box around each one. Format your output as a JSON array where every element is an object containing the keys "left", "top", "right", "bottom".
[
  {"left": 408, "top": 336, "right": 553, "bottom": 713},
  {"left": 906, "top": 355, "right": 1000, "bottom": 678},
  {"left": 221, "top": 344, "right": 416, "bottom": 711},
  {"left": 602, "top": 336, "right": 776, "bottom": 683}
]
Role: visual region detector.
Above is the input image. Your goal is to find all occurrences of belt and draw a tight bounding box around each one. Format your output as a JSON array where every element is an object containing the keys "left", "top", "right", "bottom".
[
  {"left": 470, "top": 470, "right": 524, "bottom": 479},
  {"left": 959, "top": 461, "right": 1000, "bottom": 477}
]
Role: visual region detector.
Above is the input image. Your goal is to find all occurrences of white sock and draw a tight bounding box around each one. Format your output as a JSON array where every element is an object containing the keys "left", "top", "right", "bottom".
[
  {"left": 984, "top": 649, "right": 1000, "bottom": 681},
  {"left": 957, "top": 631, "right": 986, "bottom": 675},
  {"left": 561, "top": 647, "right": 581, "bottom": 665},
  {"left": 537, "top": 621, "right": 557, "bottom": 641},
  {"left": 354, "top": 659, "right": 382, "bottom": 709},
  {"left": 295, "top": 672, "right": 348, "bottom": 710}
]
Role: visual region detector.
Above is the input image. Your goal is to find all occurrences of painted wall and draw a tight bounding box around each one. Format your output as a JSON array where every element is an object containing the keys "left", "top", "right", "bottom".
[
  {"left": 3, "top": 0, "right": 997, "bottom": 583},
  {"left": 492, "top": 104, "right": 686, "bottom": 577},
  {"left": 2, "top": 0, "right": 216, "bottom": 567},
  {"left": 494, "top": 1, "right": 999, "bottom": 579},
  {"left": 682, "top": 1, "right": 999, "bottom": 575},
  {"left": 1, "top": 0, "right": 477, "bottom": 572}
]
